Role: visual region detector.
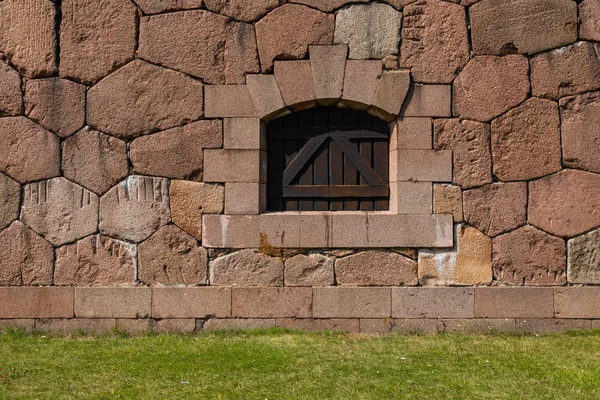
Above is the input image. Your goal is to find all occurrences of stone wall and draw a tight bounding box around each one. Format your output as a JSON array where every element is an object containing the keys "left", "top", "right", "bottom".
[{"left": 1, "top": 0, "right": 600, "bottom": 333}]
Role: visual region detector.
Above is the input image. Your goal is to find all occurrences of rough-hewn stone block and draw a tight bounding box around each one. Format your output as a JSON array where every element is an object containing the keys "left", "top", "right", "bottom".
[
  {"left": 232, "top": 288, "right": 312, "bottom": 318},
  {"left": 516, "top": 318, "right": 592, "bottom": 333},
  {"left": 170, "top": 181, "right": 224, "bottom": 241},
  {"left": 555, "top": 288, "right": 600, "bottom": 319},
  {"left": 341, "top": 60, "right": 382, "bottom": 110},
  {"left": 0, "top": 173, "right": 20, "bottom": 231},
  {"left": 152, "top": 287, "right": 231, "bottom": 319},
  {"left": 401, "top": 84, "right": 451, "bottom": 117},
  {"left": 433, "top": 184, "right": 463, "bottom": 223},
  {"left": 475, "top": 288, "right": 554, "bottom": 318},
  {"left": 210, "top": 249, "right": 283, "bottom": 286},
  {"left": 392, "top": 288, "right": 474, "bottom": 319},
  {"left": 36, "top": 319, "right": 116, "bottom": 334},
  {"left": 369, "top": 70, "right": 411, "bottom": 120},
  {"left": 278, "top": 318, "right": 359, "bottom": 333},
  {"left": 204, "top": 150, "right": 264, "bottom": 183},
  {"left": 284, "top": 254, "right": 334, "bottom": 287},
  {"left": 205, "top": 85, "right": 257, "bottom": 118},
  {"left": 438, "top": 318, "right": 516, "bottom": 333},
  {"left": 580, "top": 0, "right": 600, "bottom": 41},
  {"left": 204, "top": 318, "right": 277, "bottom": 331},
  {"left": 394, "top": 150, "right": 452, "bottom": 182},
  {"left": 75, "top": 288, "right": 151, "bottom": 319},
  {"left": 310, "top": 45, "right": 347, "bottom": 105},
  {"left": 336, "top": 251, "right": 418, "bottom": 286},
  {"left": 313, "top": 288, "right": 391, "bottom": 318},
  {"left": 0, "top": 287, "right": 73, "bottom": 319},
  {"left": 204, "top": 0, "right": 279, "bottom": 22},
  {"left": 392, "top": 117, "right": 432, "bottom": 150},
  {"left": 274, "top": 61, "right": 316, "bottom": 110},
  {"left": 223, "top": 118, "right": 264, "bottom": 150},
  {"left": 246, "top": 74, "right": 286, "bottom": 120},
  {"left": 568, "top": 227, "right": 600, "bottom": 284},
  {"left": 0, "top": 61, "right": 22, "bottom": 116}
]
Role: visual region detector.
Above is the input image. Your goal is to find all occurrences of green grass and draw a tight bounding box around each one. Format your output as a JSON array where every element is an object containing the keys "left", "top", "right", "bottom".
[{"left": 1, "top": 328, "right": 600, "bottom": 399}]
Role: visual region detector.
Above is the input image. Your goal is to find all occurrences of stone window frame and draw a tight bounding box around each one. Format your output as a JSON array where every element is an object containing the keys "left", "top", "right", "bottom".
[{"left": 202, "top": 45, "right": 454, "bottom": 250}]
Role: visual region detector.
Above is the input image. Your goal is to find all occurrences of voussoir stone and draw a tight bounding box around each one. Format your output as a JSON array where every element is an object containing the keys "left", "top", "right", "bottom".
[
  {"left": 453, "top": 55, "right": 529, "bottom": 122},
  {"left": 568, "top": 227, "right": 600, "bottom": 284},
  {"left": 54, "top": 235, "right": 136, "bottom": 286},
  {"left": 204, "top": 0, "right": 279, "bottom": 22},
  {"left": 334, "top": 3, "right": 402, "bottom": 60},
  {"left": 60, "top": 0, "right": 137, "bottom": 84},
  {"left": 99, "top": 176, "right": 171, "bottom": 243},
  {"left": 135, "top": 0, "right": 202, "bottom": 14},
  {"left": 130, "top": 120, "right": 222, "bottom": 181},
  {"left": 0, "top": 61, "right": 21, "bottom": 116},
  {"left": 138, "top": 225, "right": 207, "bottom": 285},
  {"left": 434, "top": 119, "right": 492, "bottom": 189},
  {"left": 284, "top": 254, "right": 334, "bottom": 286},
  {"left": 62, "top": 128, "right": 128, "bottom": 196},
  {"left": 469, "top": 0, "right": 578, "bottom": 55},
  {"left": 24, "top": 78, "right": 86, "bottom": 138},
  {"left": 210, "top": 249, "right": 283, "bottom": 286},
  {"left": 21, "top": 178, "right": 99, "bottom": 246},
  {"left": 580, "top": 0, "right": 600, "bottom": 41},
  {"left": 529, "top": 169, "right": 600, "bottom": 238},
  {"left": 170, "top": 181, "right": 223, "bottom": 242},
  {"left": 0, "top": 221, "right": 53, "bottom": 286},
  {"left": 493, "top": 226, "right": 566, "bottom": 285},
  {"left": 139, "top": 10, "right": 259, "bottom": 85},
  {"left": 335, "top": 251, "right": 418, "bottom": 286},
  {"left": 491, "top": 98, "right": 562, "bottom": 181},
  {"left": 0, "top": 117, "right": 60, "bottom": 183},
  {"left": 0, "top": 173, "right": 20, "bottom": 231},
  {"left": 463, "top": 182, "right": 527, "bottom": 238},
  {"left": 401, "top": 0, "right": 469, "bottom": 84},
  {"left": 256, "top": 4, "right": 334, "bottom": 72},
  {"left": 87, "top": 60, "right": 204, "bottom": 140},
  {"left": 290, "top": 0, "right": 367, "bottom": 12},
  {"left": 0, "top": 0, "right": 57, "bottom": 78},
  {"left": 560, "top": 91, "right": 600, "bottom": 174}
]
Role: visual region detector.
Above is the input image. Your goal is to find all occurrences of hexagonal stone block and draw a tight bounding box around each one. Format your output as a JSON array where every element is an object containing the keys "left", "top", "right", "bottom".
[
  {"left": 86, "top": 60, "right": 204, "bottom": 140},
  {"left": 54, "top": 235, "right": 136, "bottom": 286},
  {"left": 0, "top": 173, "right": 20, "bottom": 231},
  {"left": 170, "top": 180, "right": 224, "bottom": 241},
  {"left": 290, "top": 0, "right": 367, "bottom": 12},
  {"left": 0, "top": 60, "right": 22, "bottom": 116},
  {"left": 134, "top": 0, "right": 202, "bottom": 14},
  {"left": 62, "top": 128, "right": 128, "bottom": 196},
  {"left": 580, "top": 0, "right": 600, "bottom": 41},
  {"left": 568, "top": 227, "right": 600, "bottom": 284},
  {"left": 0, "top": 117, "right": 60, "bottom": 183},
  {"left": 335, "top": 250, "right": 418, "bottom": 286},
  {"left": 284, "top": 254, "right": 334, "bottom": 286},
  {"left": 21, "top": 178, "right": 99, "bottom": 246},
  {"left": 138, "top": 225, "right": 208, "bottom": 285},
  {"left": 0, "top": 221, "right": 53, "bottom": 286},
  {"left": 204, "top": 0, "right": 279, "bottom": 22},
  {"left": 209, "top": 249, "right": 283, "bottom": 286},
  {"left": 99, "top": 176, "right": 171, "bottom": 243}
]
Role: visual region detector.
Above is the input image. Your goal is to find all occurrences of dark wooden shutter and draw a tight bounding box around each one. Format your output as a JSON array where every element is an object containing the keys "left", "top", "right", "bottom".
[{"left": 267, "top": 107, "right": 390, "bottom": 211}]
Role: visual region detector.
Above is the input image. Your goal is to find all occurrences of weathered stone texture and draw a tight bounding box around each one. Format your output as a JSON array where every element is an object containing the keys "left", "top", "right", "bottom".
[
  {"left": 54, "top": 235, "right": 136, "bottom": 286},
  {"left": 62, "top": 128, "right": 128, "bottom": 196},
  {"left": 0, "top": 61, "right": 21, "bottom": 116},
  {"left": 246, "top": 74, "right": 286, "bottom": 120},
  {"left": 0, "top": 0, "right": 57, "bottom": 77},
  {"left": 0, "top": 173, "right": 20, "bottom": 231},
  {"left": 469, "top": 0, "right": 578, "bottom": 55},
  {"left": 204, "top": 0, "right": 279, "bottom": 22},
  {"left": 24, "top": 78, "right": 86, "bottom": 138},
  {"left": 334, "top": 3, "right": 402, "bottom": 60},
  {"left": 284, "top": 254, "right": 334, "bottom": 287},
  {"left": 335, "top": 251, "right": 418, "bottom": 286},
  {"left": 256, "top": 5, "right": 334, "bottom": 72},
  {"left": 491, "top": 98, "right": 562, "bottom": 181},
  {"left": 0, "top": 117, "right": 60, "bottom": 183},
  {"left": 453, "top": 56, "right": 529, "bottom": 122},
  {"left": 135, "top": 0, "right": 203, "bottom": 14},
  {"left": 580, "top": 0, "right": 600, "bottom": 41},
  {"left": 419, "top": 225, "right": 492, "bottom": 286},
  {"left": 434, "top": 119, "right": 492, "bottom": 189},
  {"left": 210, "top": 249, "right": 284, "bottom": 286},
  {"left": 310, "top": 45, "right": 348, "bottom": 105},
  {"left": 21, "top": 178, "right": 99, "bottom": 246},
  {"left": 560, "top": 91, "right": 600, "bottom": 174},
  {"left": 531, "top": 42, "right": 600, "bottom": 100},
  {"left": 529, "top": 169, "right": 600, "bottom": 238},
  {"left": 0, "top": 221, "right": 53, "bottom": 286},
  {"left": 138, "top": 225, "right": 207, "bottom": 285},
  {"left": 433, "top": 184, "right": 463, "bottom": 223},
  {"left": 274, "top": 61, "right": 316, "bottom": 109},
  {"left": 87, "top": 60, "right": 204, "bottom": 140},
  {"left": 342, "top": 60, "right": 382, "bottom": 109},
  {"left": 170, "top": 181, "right": 224, "bottom": 241},
  {"left": 131, "top": 120, "right": 222, "bottom": 181},
  {"left": 492, "top": 226, "right": 566, "bottom": 285},
  {"left": 60, "top": 0, "right": 137, "bottom": 84},
  {"left": 401, "top": 0, "right": 469, "bottom": 84},
  {"left": 139, "top": 10, "right": 259, "bottom": 85},
  {"left": 99, "top": 176, "right": 171, "bottom": 243},
  {"left": 568, "top": 228, "right": 600, "bottom": 284},
  {"left": 289, "top": 0, "right": 367, "bottom": 12},
  {"left": 463, "top": 182, "right": 527, "bottom": 238}
]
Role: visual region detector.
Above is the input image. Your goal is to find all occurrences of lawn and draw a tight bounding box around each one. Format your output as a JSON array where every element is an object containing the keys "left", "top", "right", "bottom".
[{"left": 1, "top": 328, "right": 600, "bottom": 399}]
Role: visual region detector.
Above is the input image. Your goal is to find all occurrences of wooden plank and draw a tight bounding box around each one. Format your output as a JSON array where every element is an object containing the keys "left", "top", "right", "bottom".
[
  {"left": 268, "top": 128, "right": 388, "bottom": 139},
  {"left": 297, "top": 139, "right": 314, "bottom": 211},
  {"left": 332, "top": 136, "right": 385, "bottom": 187},
  {"left": 329, "top": 110, "right": 345, "bottom": 211},
  {"left": 279, "top": 185, "right": 389, "bottom": 198},
  {"left": 374, "top": 139, "right": 389, "bottom": 211},
  {"left": 283, "top": 139, "right": 298, "bottom": 211},
  {"left": 313, "top": 141, "right": 329, "bottom": 211},
  {"left": 282, "top": 136, "right": 327, "bottom": 187},
  {"left": 360, "top": 140, "right": 374, "bottom": 211}
]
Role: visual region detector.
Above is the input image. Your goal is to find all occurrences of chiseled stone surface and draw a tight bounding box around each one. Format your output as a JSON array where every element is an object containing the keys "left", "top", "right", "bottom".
[
  {"left": 493, "top": 226, "right": 566, "bottom": 285},
  {"left": 529, "top": 169, "right": 600, "bottom": 238},
  {"left": 310, "top": 45, "right": 347, "bottom": 105},
  {"left": 453, "top": 55, "right": 529, "bottom": 122},
  {"left": 469, "top": 0, "right": 577, "bottom": 55},
  {"left": 419, "top": 225, "right": 492, "bottom": 286},
  {"left": 24, "top": 78, "right": 86, "bottom": 138},
  {"left": 274, "top": 60, "right": 316, "bottom": 109},
  {"left": 54, "top": 235, "right": 136, "bottom": 286},
  {"left": 336, "top": 251, "right": 418, "bottom": 286},
  {"left": 135, "top": 0, "right": 202, "bottom": 14},
  {"left": 433, "top": 184, "right": 463, "bottom": 223},
  {"left": 560, "top": 91, "right": 600, "bottom": 174},
  {"left": 139, "top": 10, "right": 259, "bottom": 84},
  {"left": 491, "top": 98, "right": 562, "bottom": 182},
  {"left": 255, "top": 4, "right": 334, "bottom": 72},
  {"left": 531, "top": 42, "right": 600, "bottom": 101},
  {"left": 289, "top": 0, "right": 367, "bottom": 12},
  {"left": 60, "top": 0, "right": 137, "bottom": 84},
  {"left": 401, "top": 0, "right": 469, "bottom": 84},
  {"left": 342, "top": 60, "right": 382, "bottom": 109},
  {"left": 0, "top": 117, "right": 60, "bottom": 183},
  {"left": 99, "top": 176, "right": 171, "bottom": 243},
  {"left": 138, "top": 225, "right": 207, "bottom": 285},
  {"left": 284, "top": 254, "right": 334, "bottom": 287},
  {"left": 21, "top": 178, "right": 99, "bottom": 246},
  {"left": 434, "top": 119, "right": 492, "bottom": 189},
  {"left": 210, "top": 249, "right": 284, "bottom": 286},
  {"left": 0, "top": 61, "right": 21, "bottom": 116},
  {"left": 0, "top": 0, "right": 57, "bottom": 78},
  {"left": 0, "top": 173, "right": 20, "bottom": 231},
  {"left": 463, "top": 182, "right": 527, "bottom": 238},
  {"left": 568, "top": 228, "right": 600, "bottom": 284},
  {"left": 580, "top": 0, "right": 600, "bottom": 41},
  {"left": 62, "top": 128, "right": 128, "bottom": 196},
  {"left": 204, "top": 0, "right": 279, "bottom": 22},
  {"left": 87, "top": 60, "right": 204, "bottom": 140},
  {"left": 0, "top": 221, "right": 53, "bottom": 286},
  {"left": 334, "top": 3, "right": 402, "bottom": 60},
  {"left": 170, "top": 180, "right": 224, "bottom": 242}
]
